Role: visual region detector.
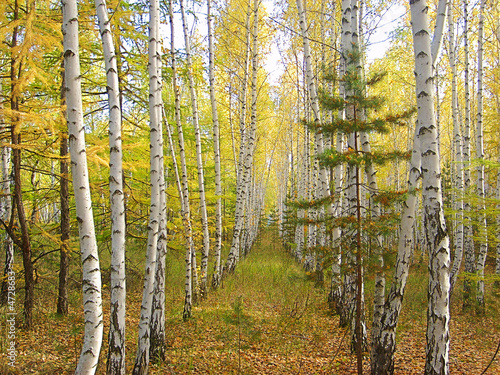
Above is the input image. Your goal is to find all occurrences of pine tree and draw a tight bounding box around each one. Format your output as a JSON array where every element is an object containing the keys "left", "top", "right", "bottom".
[{"left": 284, "top": 45, "right": 414, "bottom": 374}]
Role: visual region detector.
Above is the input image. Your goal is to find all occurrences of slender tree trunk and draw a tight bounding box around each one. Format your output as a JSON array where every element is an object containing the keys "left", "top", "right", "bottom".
[
  {"left": 168, "top": 0, "right": 196, "bottom": 320},
  {"left": 329, "top": 0, "right": 351, "bottom": 311},
  {"left": 8, "top": 0, "right": 35, "bottom": 330},
  {"left": 448, "top": 4, "right": 464, "bottom": 296},
  {"left": 475, "top": 0, "right": 488, "bottom": 312},
  {"left": 63, "top": 0, "right": 104, "bottom": 372},
  {"left": 296, "top": 0, "right": 331, "bottom": 204},
  {"left": 353, "top": 130, "right": 364, "bottom": 374},
  {"left": 370, "top": 129, "right": 422, "bottom": 375},
  {"left": 362, "top": 130, "right": 385, "bottom": 353},
  {"left": 225, "top": 0, "right": 260, "bottom": 275},
  {"left": 0, "top": 81, "right": 14, "bottom": 307},
  {"left": 462, "top": 0, "right": 475, "bottom": 309},
  {"left": 149, "top": 14, "right": 167, "bottom": 360},
  {"left": 410, "top": 1, "right": 451, "bottom": 373},
  {"left": 133, "top": 0, "right": 163, "bottom": 371},
  {"left": 57, "top": 67, "right": 70, "bottom": 316},
  {"left": 208, "top": 0, "right": 223, "bottom": 289},
  {"left": 228, "top": 0, "right": 252, "bottom": 269},
  {"left": 496, "top": 149, "right": 500, "bottom": 285},
  {"left": 94, "top": 0, "right": 127, "bottom": 372},
  {"left": 370, "top": 0, "right": 448, "bottom": 372},
  {"left": 150, "top": 164, "right": 167, "bottom": 361},
  {"left": 179, "top": 0, "right": 211, "bottom": 298}
]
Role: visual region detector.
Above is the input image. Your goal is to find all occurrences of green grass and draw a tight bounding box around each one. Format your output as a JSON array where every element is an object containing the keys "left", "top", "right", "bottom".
[{"left": 2, "top": 225, "right": 499, "bottom": 374}]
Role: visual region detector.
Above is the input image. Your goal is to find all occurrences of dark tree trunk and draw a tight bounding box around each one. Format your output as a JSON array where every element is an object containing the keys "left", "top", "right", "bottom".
[
  {"left": 10, "top": 0, "right": 34, "bottom": 329},
  {"left": 57, "top": 63, "right": 70, "bottom": 316},
  {"left": 57, "top": 131, "right": 70, "bottom": 315}
]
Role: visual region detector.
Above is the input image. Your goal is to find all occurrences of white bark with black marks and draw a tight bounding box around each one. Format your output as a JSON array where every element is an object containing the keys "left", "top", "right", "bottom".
[
  {"left": 474, "top": 0, "right": 488, "bottom": 310},
  {"left": 167, "top": 0, "right": 196, "bottom": 320},
  {"left": 179, "top": 0, "right": 211, "bottom": 297},
  {"left": 208, "top": 0, "right": 223, "bottom": 288},
  {"left": 94, "top": 0, "right": 126, "bottom": 372},
  {"left": 133, "top": 0, "right": 163, "bottom": 371},
  {"left": 410, "top": 0, "right": 451, "bottom": 373},
  {"left": 447, "top": 4, "right": 464, "bottom": 296},
  {"left": 225, "top": 0, "right": 260, "bottom": 275},
  {"left": 63, "top": 0, "right": 103, "bottom": 372}
]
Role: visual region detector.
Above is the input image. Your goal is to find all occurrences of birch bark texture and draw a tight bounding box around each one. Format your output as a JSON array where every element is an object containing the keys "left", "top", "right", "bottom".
[
  {"left": 371, "top": 0, "right": 449, "bottom": 372},
  {"left": 447, "top": 3, "right": 464, "bottom": 296},
  {"left": 167, "top": 0, "right": 196, "bottom": 320},
  {"left": 225, "top": 0, "right": 260, "bottom": 275},
  {"left": 462, "top": 0, "right": 476, "bottom": 306},
  {"left": 474, "top": 0, "right": 488, "bottom": 310},
  {"left": 94, "top": 0, "right": 127, "bottom": 372},
  {"left": 62, "top": 0, "right": 103, "bottom": 372},
  {"left": 133, "top": 0, "right": 163, "bottom": 371},
  {"left": 180, "top": 0, "right": 211, "bottom": 297},
  {"left": 149, "top": 28, "right": 167, "bottom": 362},
  {"left": 208, "top": 0, "right": 223, "bottom": 288},
  {"left": 410, "top": 0, "right": 451, "bottom": 373}
]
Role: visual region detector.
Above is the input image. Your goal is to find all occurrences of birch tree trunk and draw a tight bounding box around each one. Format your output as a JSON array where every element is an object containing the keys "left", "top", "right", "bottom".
[
  {"left": 208, "top": 0, "right": 223, "bottom": 289},
  {"left": 167, "top": 0, "right": 196, "bottom": 320},
  {"left": 225, "top": 0, "right": 259, "bottom": 275},
  {"left": 462, "top": 0, "right": 476, "bottom": 308},
  {"left": 329, "top": 0, "right": 351, "bottom": 312},
  {"left": 371, "top": 0, "right": 448, "bottom": 372},
  {"left": 149, "top": 26, "right": 167, "bottom": 361},
  {"left": 410, "top": 1, "right": 451, "bottom": 373},
  {"left": 296, "top": 0, "right": 331, "bottom": 203},
  {"left": 133, "top": 0, "right": 163, "bottom": 371},
  {"left": 62, "top": 0, "right": 103, "bottom": 372},
  {"left": 224, "top": 0, "right": 253, "bottom": 272},
  {"left": 474, "top": 0, "right": 488, "bottom": 311},
  {"left": 94, "top": 0, "right": 127, "bottom": 372},
  {"left": 370, "top": 130, "right": 422, "bottom": 375},
  {"left": 179, "top": 0, "right": 211, "bottom": 298},
  {"left": 362, "top": 130, "right": 385, "bottom": 350},
  {"left": 448, "top": 4, "right": 464, "bottom": 296}
]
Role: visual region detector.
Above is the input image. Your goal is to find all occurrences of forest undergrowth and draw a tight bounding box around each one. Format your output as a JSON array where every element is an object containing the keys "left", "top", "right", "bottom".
[{"left": 0, "top": 228, "right": 499, "bottom": 374}]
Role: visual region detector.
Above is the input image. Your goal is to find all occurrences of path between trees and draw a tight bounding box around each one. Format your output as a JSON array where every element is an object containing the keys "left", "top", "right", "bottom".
[{"left": 5, "top": 228, "right": 499, "bottom": 374}]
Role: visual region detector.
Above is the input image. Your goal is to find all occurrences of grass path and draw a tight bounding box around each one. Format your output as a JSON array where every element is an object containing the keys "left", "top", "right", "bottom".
[
  {"left": 2, "top": 227, "right": 499, "bottom": 373},
  {"left": 150, "top": 228, "right": 350, "bottom": 374}
]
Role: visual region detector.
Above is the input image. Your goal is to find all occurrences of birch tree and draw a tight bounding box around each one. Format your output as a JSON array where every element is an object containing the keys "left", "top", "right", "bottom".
[
  {"left": 179, "top": 0, "right": 211, "bottom": 297},
  {"left": 474, "top": 0, "right": 488, "bottom": 311},
  {"left": 94, "top": 0, "right": 127, "bottom": 371},
  {"left": 448, "top": 3, "right": 464, "bottom": 296},
  {"left": 462, "top": 0, "right": 475, "bottom": 308},
  {"left": 370, "top": 0, "right": 448, "bottom": 372},
  {"left": 208, "top": 0, "right": 223, "bottom": 288},
  {"left": 133, "top": 0, "right": 164, "bottom": 371},
  {"left": 149, "top": 17, "right": 168, "bottom": 361},
  {"left": 167, "top": 0, "right": 196, "bottom": 320},
  {"left": 63, "top": 0, "right": 103, "bottom": 372},
  {"left": 225, "top": 0, "right": 260, "bottom": 275},
  {"left": 410, "top": 0, "right": 451, "bottom": 373}
]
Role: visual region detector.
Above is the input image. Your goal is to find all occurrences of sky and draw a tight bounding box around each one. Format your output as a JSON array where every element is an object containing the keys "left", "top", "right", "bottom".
[
  {"left": 165, "top": 0, "right": 406, "bottom": 86},
  {"left": 262, "top": 1, "right": 407, "bottom": 85}
]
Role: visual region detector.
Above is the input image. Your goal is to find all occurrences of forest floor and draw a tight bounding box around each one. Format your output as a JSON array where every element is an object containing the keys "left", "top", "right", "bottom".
[{"left": 1, "top": 228, "right": 500, "bottom": 374}]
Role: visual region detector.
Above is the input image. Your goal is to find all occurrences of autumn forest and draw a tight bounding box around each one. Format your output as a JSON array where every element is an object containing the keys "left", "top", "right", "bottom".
[{"left": 0, "top": 0, "right": 500, "bottom": 373}]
